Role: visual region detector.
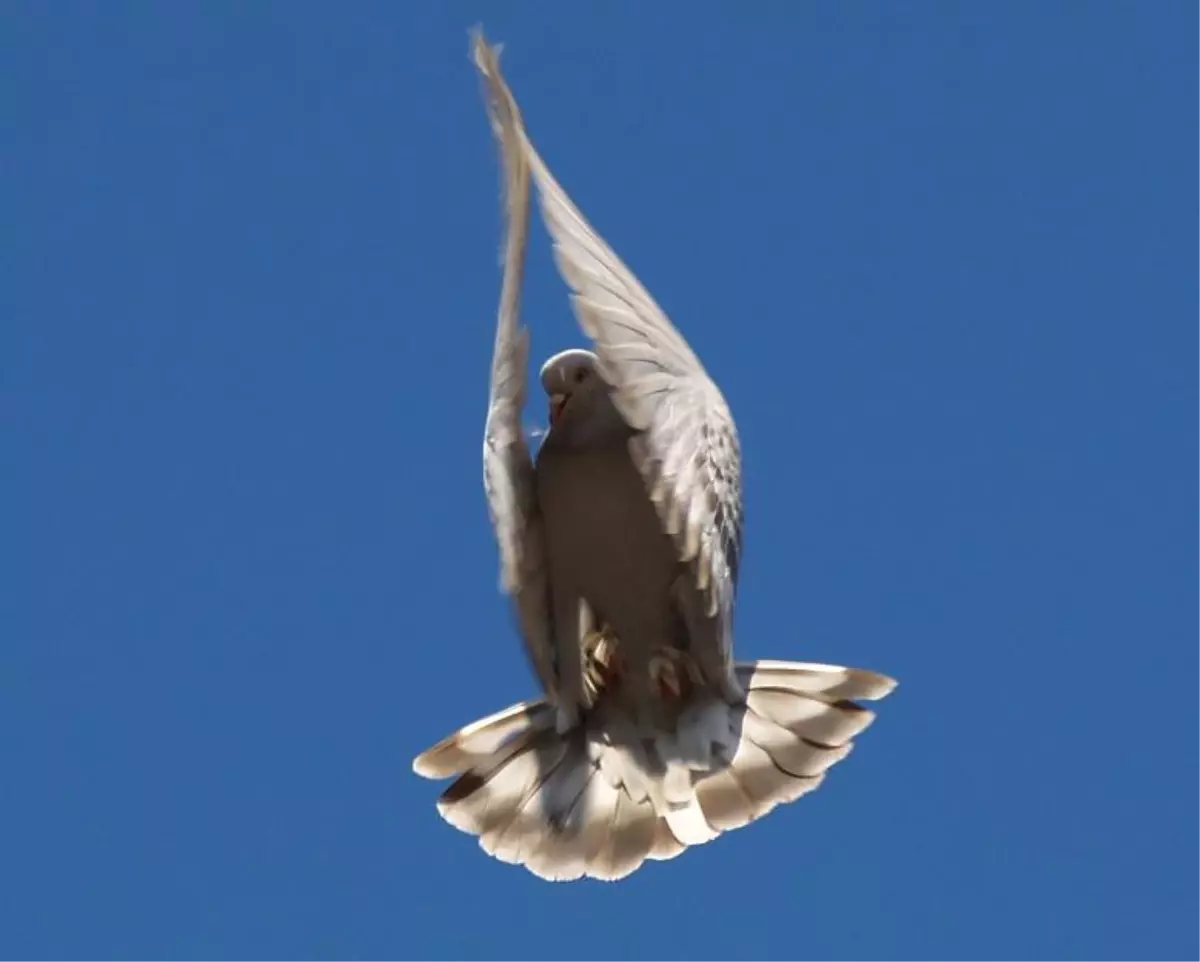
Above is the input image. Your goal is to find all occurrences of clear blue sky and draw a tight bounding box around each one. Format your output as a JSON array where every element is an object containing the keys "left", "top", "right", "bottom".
[{"left": 5, "top": 3, "right": 1195, "bottom": 959}]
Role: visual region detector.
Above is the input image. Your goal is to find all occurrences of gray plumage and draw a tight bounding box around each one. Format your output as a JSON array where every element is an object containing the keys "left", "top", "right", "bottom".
[{"left": 412, "top": 29, "right": 898, "bottom": 882}]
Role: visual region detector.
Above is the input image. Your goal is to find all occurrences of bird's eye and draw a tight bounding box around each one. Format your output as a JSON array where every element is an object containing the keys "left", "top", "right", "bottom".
[{"left": 573, "top": 368, "right": 588, "bottom": 384}]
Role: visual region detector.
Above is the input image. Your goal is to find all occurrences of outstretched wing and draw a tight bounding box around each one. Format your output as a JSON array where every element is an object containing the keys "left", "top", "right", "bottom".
[
  {"left": 473, "top": 34, "right": 558, "bottom": 698},
  {"left": 471, "top": 31, "right": 744, "bottom": 682}
]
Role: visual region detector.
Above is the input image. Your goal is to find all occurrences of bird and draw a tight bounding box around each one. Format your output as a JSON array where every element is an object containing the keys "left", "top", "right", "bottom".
[{"left": 411, "top": 29, "right": 898, "bottom": 883}]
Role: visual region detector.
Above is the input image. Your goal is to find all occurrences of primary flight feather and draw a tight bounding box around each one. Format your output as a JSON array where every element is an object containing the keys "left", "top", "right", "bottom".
[{"left": 411, "top": 29, "right": 898, "bottom": 882}]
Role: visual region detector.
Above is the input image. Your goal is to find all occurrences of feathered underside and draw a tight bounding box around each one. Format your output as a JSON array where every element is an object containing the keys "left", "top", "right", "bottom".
[
  {"left": 414, "top": 660, "right": 897, "bottom": 882},
  {"left": 409, "top": 29, "right": 900, "bottom": 885}
]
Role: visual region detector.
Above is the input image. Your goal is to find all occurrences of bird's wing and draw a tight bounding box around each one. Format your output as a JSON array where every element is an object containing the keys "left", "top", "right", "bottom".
[
  {"left": 473, "top": 35, "right": 558, "bottom": 698},
  {"left": 472, "top": 31, "right": 744, "bottom": 678}
]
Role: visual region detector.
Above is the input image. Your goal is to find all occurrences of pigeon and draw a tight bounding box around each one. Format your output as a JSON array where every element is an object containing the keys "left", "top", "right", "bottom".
[{"left": 411, "top": 29, "right": 898, "bottom": 883}]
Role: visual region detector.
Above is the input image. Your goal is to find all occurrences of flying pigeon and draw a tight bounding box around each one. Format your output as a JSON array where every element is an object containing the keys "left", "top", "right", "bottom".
[{"left": 411, "top": 29, "right": 898, "bottom": 882}]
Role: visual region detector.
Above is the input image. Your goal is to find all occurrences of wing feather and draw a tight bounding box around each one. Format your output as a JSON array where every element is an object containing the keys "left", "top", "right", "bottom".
[
  {"left": 471, "top": 31, "right": 745, "bottom": 682},
  {"left": 473, "top": 33, "right": 557, "bottom": 696}
]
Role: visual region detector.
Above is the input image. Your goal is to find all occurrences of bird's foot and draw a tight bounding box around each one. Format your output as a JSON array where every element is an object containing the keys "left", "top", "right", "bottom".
[
  {"left": 649, "top": 649, "right": 701, "bottom": 703},
  {"left": 583, "top": 625, "right": 625, "bottom": 698}
]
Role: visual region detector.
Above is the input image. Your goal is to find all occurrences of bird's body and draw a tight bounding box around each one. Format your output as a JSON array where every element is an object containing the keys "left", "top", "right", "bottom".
[
  {"left": 536, "top": 409, "right": 682, "bottom": 719},
  {"left": 411, "top": 30, "right": 898, "bottom": 882}
]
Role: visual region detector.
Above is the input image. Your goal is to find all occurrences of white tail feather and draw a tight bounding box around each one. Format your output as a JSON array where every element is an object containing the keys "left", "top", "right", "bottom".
[
  {"left": 648, "top": 817, "right": 687, "bottom": 861},
  {"left": 413, "top": 699, "right": 553, "bottom": 779},
  {"left": 736, "top": 661, "right": 897, "bottom": 702},
  {"left": 746, "top": 688, "right": 875, "bottom": 746},
  {"left": 439, "top": 731, "right": 560, "bottom": 838},
  {"left": 478, "top": 740, "right": 570, "bottom": 861},
  {"left": 739, "top": 705, "right": 854, "bottom": 777},
  {"left": 720, "top": 737, "right": 825, "bottom": 818},
  {"left": 593, "top": 790, "right": 658, "bottom": 881},
  {"left": 693, "top": 767, "right": 761, "bottom": 832},
  {"left": 413, "top": 658, "right": 896, "bottom": 881},
  {"left": 421, "top": 707, "right": 676, "bottom": 882}
]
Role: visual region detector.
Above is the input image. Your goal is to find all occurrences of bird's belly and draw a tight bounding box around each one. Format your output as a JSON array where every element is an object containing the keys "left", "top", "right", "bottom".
[{"left": 536, "top": 440, "right": 680, "bottom": 651}]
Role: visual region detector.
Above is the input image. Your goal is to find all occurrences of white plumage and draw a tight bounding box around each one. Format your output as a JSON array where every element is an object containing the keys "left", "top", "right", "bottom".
[
  {"left": 411, "top": 29, "right": 898, "bottom": 882},
  {"left": 415, "top": 659, "right": 895, "bottom": 881}
]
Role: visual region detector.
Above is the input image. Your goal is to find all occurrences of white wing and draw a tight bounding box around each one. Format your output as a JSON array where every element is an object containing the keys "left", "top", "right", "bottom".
[
  {"left": 473, "top": 35, "right": 558, "bottom": 697},
  {"left": 473, "top": 31, "right": 744, "bottom": 680}
]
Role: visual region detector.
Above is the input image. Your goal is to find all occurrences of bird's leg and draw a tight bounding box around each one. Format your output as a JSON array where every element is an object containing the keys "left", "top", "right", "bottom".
[
  {"left": 649, "top": 648, "right": 702, "bottom": 704},
  {"left": 578, "top": 599, "right": 601, "bottom": 703},
  {"left": 583, "top": 622, "right": 625, "bottom": 700}
]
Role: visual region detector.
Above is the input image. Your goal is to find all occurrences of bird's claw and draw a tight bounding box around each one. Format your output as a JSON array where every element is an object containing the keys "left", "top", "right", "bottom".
[
  {"left": 583, "top": 624, "right": 624, "bottom": 698},
  {"left": 650, "top": 649, "right": 700, "bottom": 703}
]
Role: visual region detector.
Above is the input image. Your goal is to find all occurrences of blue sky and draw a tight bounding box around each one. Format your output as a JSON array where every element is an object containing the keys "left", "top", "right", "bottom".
[{"left": 5, "top": 3, "right": 1196, "bottom": 959}]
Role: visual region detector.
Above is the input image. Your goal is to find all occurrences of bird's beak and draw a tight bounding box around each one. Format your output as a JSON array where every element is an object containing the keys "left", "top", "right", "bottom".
[{"left": 548, "top": 393, "right": 567, "bottom": 426}]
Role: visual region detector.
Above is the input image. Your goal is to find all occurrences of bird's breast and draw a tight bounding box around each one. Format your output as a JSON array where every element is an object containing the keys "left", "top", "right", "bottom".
[{"left": 535, "top": 438, "right": 679, "bottom": 639}]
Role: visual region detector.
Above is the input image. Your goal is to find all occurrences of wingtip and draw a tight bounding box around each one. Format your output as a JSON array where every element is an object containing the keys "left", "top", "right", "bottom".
[
  {"left": 469, "top": 25, "right": 503, "bottom": 77},
  {"left": 468, "top": 23, "right": 486, "bottom": 58}
]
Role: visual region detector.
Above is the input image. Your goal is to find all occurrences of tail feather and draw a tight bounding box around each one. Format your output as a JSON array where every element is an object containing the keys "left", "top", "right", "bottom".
[
  {"left": 594, "top": 724, "right": 719, "bottom": 849},
  {"left": 592, "top": 791, "right": 658, "bottom": 881},
  {"left": 731, "top": 738, "right": 803, "bottom": 817},
  {"left": 413, "top": 698, "right": 553, "bottom": 779},
  {"left": 681, "top": 661, "right": 894, "bottom": 843},
  {"left": 739, "top": 704, "right": 855, "bottom": 778},
  {"left": 423, "top": 706, "right": 666, "bottom": 882},
  {"left": 519, "top": 760, "right": 618, "bottom": 882},
  {"left": 413, "top": 659, "right": 896, "bottom": 881},
  {"left": 663, "top": 793, "right": 721, "bottom": 846},
  {"left": 525, "top": 827, "right": 589, "bottom": 882},
  {"left": 727, "top": 737, "right": 828, "bottom": 819},
  {"left": 746, "top": 687, "right": 875, "bottom": 746},
  {"left": 509, "top": 743, "right": 596, "bottom": 881},
  {"left": 693, "top": 767, "right": 758, "bottom": 832},
  {"left": 648, "top": 817, "right": 687, "bottom": 861},
  {"left": 572, "top": 767, "right": 620, "bottom": 869},
  {"left": 439, "top": 730, "right": 559, "bottom": 838},
  {"left": 479, "top": 739, "right": 571, "bottom": 863},
  {"left": 736, "top": 661, "right": 897, "bottom": 702},
  {"left": 653, "top": 728, "right": 723, "bottom": 846}
]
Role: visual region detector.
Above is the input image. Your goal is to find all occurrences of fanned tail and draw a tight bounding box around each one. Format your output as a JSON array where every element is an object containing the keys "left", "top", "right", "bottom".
[
  {"left": 413, "top": 698, "right": 672, "bottom": 882},
  {"left": 691, "top": 660, "right": 896, "bottom": 831},
  {"left": 412, "top": 659, "right": 896, "bottom": 882}
]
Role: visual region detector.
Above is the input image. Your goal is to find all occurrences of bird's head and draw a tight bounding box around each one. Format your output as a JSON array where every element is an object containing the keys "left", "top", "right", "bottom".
[
  {"left": 538, "top": 348, "right": 623, "bottom": 444},
  {"left": 542, "top": 345, "right": 604, "bottom": 419}
]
